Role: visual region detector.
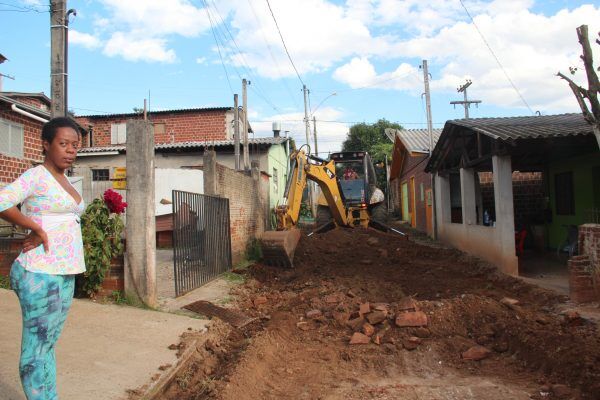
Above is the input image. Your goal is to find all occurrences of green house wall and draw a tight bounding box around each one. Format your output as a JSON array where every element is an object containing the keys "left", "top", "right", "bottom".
[
  {"left": 547, "top": 152, "right": 600, "bottom": 248},
  {"left": 267, "top": 142, "right": 290, "bottom": 211}
]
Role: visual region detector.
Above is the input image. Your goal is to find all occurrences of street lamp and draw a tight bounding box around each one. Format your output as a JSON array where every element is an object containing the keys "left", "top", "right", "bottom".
[{"left": 311, "top": 92, "right": 337, "bottom": 116}]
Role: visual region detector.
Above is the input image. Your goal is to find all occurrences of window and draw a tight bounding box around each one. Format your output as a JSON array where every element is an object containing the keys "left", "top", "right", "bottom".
[
  {"left": 0, "top": 119, "right": 24, "bottom": 158},
  {"left": 555, "top": 171, "right": 575, "bottom": 215},
  {"left": 110, "top": 123, "right": 126, "bottom": 144},
  {"left": 92, "top": 169, "right": 110, "bottom": 182},
  {"left": 420, "top": 183, "right": 425, "bottom": 202},
  {"left": 273, "top": 167, "right": 278, "bottom": 194}
]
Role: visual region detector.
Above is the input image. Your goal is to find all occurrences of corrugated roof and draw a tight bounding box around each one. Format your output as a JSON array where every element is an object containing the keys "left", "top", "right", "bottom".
[
  {"left": 449, "top": 113, "right": 592, "bottom": 141},
  {"left": 76, "top": 106, "right": 231, "bottom": 119},
  {"left": 393, "top": 128, "right": 442, "bottom": 153},
  {"left": 78, "top": 136, "right": 289, "bottom": 153}
]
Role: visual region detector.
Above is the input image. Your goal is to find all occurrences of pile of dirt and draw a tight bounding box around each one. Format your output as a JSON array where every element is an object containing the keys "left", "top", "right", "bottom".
[{"left": 163, "top": 228, "right": 600, "bottom": 399}]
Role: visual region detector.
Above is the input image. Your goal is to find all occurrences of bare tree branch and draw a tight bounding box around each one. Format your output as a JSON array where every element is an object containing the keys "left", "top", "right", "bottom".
[
  {"left": 576, "top": 25, "right": 600, "bottom": 121},
  {"left": 557, "top": 72, "right": 594, "bottom": 124}
]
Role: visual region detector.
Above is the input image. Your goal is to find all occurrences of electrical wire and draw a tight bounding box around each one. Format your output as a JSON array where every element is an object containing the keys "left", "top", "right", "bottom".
[
  {"left": 201, "top": 0, "right": 234, "bottom": 95},
  {"left": 264, "top": 0, "right": 305, "bottom": 86},
  {"left": 458, "top": 0, "right": 534, "bottom": 114},
  {"left": 0, "top": 2, "right": 48, "bottom": 12}
]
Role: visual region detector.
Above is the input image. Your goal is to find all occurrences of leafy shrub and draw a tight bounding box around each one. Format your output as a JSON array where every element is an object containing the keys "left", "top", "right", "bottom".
[{"left": 78, "top": 190, "right": 126, "bottom": 296}]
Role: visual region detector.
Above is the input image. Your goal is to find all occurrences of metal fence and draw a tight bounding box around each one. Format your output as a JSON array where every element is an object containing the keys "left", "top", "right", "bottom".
[{"left": 172, "top": 190, "right": 232, "bottom": 296}]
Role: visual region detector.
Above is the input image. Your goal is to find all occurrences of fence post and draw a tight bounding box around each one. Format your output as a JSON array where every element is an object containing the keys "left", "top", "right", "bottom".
[
  {"left": 125, "top": 119, "right": 157, "bottom": 307},
  {"left": 204, "top": 150, "right": 217, "bottom": 196}
]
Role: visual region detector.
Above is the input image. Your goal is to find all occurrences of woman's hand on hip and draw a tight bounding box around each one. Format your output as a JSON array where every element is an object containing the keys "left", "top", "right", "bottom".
[{"left": 23, "top": 227, "right": 49, "bottom": 253}]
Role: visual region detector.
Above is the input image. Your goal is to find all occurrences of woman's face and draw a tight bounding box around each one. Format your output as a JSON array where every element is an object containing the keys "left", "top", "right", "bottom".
[{"left": 43, "top": 127, "right": 79, "bottom": 170}]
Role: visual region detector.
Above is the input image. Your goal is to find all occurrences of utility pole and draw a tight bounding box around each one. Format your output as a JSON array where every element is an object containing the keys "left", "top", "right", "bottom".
[
  {"left": 50, "top": 0, "right": 67, "bottom": 118},
  {"left": 242, "top": 79, "right": 250, "bottom": 171},
  {"left": 303, "top": 84, "right": 314, "bottom": 213},
  {"left": 313, "top": 116, "right": 318, "bottom": 157},
  {"left": 422, "top": 60, "right": 437, "bottom": 239},
  {"left": 450, "top": 80, "right": 481, "bottom": 119},
  {"left": 234, "top": 94, "right": 240, "bottom": 171}
]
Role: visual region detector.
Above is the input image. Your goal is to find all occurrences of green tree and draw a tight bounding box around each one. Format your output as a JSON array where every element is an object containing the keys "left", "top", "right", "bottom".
[{"left": 341, "top": 119, "right": 402, "bottom": 162}]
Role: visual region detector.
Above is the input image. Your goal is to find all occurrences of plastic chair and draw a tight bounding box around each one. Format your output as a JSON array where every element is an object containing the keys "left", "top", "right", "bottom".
[{"left": 556, "top": 225, "right": 579, "bottom": 257}]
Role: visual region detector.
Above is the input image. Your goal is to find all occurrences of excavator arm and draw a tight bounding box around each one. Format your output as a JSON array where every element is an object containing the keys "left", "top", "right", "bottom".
[
  {"left": 277, "top": 150, "right": 347, "bottom": 229},
  {"left": 262, "top": 149, "right": 348, "bottom": 267}
]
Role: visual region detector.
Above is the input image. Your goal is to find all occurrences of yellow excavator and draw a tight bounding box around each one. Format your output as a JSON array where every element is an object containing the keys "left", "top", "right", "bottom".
[{"left": 261, "top": 147, "right": 403, "bottom": 267}]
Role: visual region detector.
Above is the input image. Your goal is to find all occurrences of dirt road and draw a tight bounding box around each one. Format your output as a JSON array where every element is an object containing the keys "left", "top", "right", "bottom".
[{"left": 161, "top": 227, "right": 600, "bottom": 400}]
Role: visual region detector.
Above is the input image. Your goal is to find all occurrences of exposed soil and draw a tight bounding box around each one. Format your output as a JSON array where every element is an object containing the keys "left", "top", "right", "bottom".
[{"left": 162, "top": 227, "right": 600, "bottom": 400}]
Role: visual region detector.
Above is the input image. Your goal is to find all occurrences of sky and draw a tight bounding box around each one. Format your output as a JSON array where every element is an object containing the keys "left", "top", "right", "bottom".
[{"left": 0, "top": 0, "right": 599, "bottom": 155}]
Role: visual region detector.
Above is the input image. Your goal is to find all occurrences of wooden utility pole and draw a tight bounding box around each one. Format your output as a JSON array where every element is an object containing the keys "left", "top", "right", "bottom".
[
  {"left": 50, "top": 0, "right": 67, "bottom": 118},
  {"left": 242, "top": 79, "right": 250, "bottom": 171},
  {"left": 303, "top": 84, "right": 314, "bottom": 213},
  {"left": 422, "top": 60, "right": 437, "bottom": 239},
  {"left": 234, "top": 94, "right": 241, "bottom": 171},
  {"left": 450, "top": 80, "right": 482, "bottom": 119}
]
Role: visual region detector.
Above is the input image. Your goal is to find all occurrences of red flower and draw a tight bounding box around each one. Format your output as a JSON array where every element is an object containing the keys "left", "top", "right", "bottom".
[{"left": 103, "top": 189, "right": 128, "bottom": 214}]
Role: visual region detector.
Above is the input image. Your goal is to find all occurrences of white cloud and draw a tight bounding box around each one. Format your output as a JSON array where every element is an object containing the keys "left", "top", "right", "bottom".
[
  {"left": 195, "top": 57, "right": 207, "bottom": 65},
  {"left": 103, "top": 33, "right": 176, "bottom": 63},
  {"left": 333, "top": 57, "right": 422, "bottom": 92},
  {"left": 70, "top": 30, "right": 102, "bottom": 49}
]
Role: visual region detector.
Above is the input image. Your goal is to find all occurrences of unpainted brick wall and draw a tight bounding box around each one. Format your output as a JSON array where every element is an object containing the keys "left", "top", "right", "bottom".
[
  {"left": 76, "top": 109, "right": 229, "bottom": 147},
  {"left": 480, "top": 171, "right": 544, "bottom": 225},
  {"left": 0, "top": 104, "right": 45, "bottom": 183},
  {"left": 568, "top": 224, "right": 600, "bottom": 303},
  {"left": 204, "top": 151, "right": 267, "bottom": 264}
]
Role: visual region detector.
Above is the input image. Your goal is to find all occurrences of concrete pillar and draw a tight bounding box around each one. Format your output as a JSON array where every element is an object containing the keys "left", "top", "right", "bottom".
[
  {"left": 435, "top": 173, "right": 451, "bottom": 226},
  {"left": 125, "top": 120, "right": 157, "bottom": 307},
  {"left": 460, "top": 168, "right": 477, "bottom": 225},
  {"left": 475, "top": 172, "right": 483, "bottom": 225},
  {"left": 492, "top": 155, "right": 518, "bottom": 275},
  {"left": 203, "top": 150, "right": 217, "bottom": 196}
]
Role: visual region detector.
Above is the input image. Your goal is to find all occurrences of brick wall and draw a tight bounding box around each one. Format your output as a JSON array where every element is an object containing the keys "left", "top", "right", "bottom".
[
  {"left": 0, "top": 103, "right": 44, "bottom": 183},
  {"left": 568, "top": 224, "right": 600, "bottom": 303},
  {"left": 76, "top": 109, "right": 229, "bottom": 147},
  {"left": 204, "top": 151, "right": 267, "bottom": 264},
  {"left": 480, "top": 171, "right": 544, "bottom": 225}
]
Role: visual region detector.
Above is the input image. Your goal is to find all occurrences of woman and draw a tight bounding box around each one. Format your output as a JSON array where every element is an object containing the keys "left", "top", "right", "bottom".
[{"left": 0, "top": 117, "right": 85, "bottom": 400}]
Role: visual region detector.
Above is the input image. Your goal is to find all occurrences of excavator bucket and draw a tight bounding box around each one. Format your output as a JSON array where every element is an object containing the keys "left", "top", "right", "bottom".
[{"left": 260, "top": 229, "right": 302, "bottom": 268}]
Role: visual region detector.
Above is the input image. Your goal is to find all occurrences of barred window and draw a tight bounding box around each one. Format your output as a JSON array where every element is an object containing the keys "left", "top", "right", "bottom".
[
  {"left": 92, "top": 169, "right": 110, "bottom": 181},
  {"left": 0, "top": 119, "right": 24, "bottom": 159}
]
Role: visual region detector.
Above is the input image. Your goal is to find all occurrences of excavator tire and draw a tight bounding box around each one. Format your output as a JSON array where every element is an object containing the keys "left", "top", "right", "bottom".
[
  {"left": 316, "top": 205, "right": 332, "bottom": 227},
  {"left": 260, "top": 229, "right": 302, "bottom": 268},
  {"left": 370, "top": 203, "right": 388, "bottom": 224}
]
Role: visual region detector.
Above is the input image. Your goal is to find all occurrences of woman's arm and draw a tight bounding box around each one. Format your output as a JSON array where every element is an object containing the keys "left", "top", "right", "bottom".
[{"left": 0, "top": 207, "right": 48, "bottom": 252}]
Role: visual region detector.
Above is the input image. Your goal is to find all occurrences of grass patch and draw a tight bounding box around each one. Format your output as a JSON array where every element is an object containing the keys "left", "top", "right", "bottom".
[
  {"left": 222, "top": 272, "right": 245, "bottom": 284},
  {"left": 109, "top": 291, "right": 153, "bottom": 309},
  {"left": 216, "top": 295, "right": 233, "bottom": 305},
  {"left": 0, "top": 275, "right": 11, "bottom": 290}
]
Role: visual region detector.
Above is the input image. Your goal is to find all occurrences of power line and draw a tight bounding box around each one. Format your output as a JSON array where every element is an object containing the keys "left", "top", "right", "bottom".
[
  {"left": 265, "top": 0, "right": 304, "bottom": 86},
  {"left": 201, "top": 0, "right": 234, "bottom": 95},
  {"left": 0, "top": 2, "right": 48, "bottom": 12},
  {"left": 246, "top": 0, "right": 301, "bottom": 110},
  {"left": 458, "top": 0, "right": 533, "bottom": 114}
]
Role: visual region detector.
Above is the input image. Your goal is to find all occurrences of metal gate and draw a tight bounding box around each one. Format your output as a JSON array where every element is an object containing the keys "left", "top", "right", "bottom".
[{"left": 172, "top": 190, "right": 232, "bottom": 296}]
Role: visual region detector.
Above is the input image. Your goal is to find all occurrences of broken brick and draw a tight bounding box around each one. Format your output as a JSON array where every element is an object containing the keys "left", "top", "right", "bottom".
[
  {"left": 347, "top": 317, "right": 365, "bottom": 332},
  {"left": 362, "top": 323, "right": 375, "bottom": 337},
  {"left": 366, "top": 310, "right": 387, "bottom": 325},
  {"left": 395, "top": 311, "right": 428, "bottom": 327},
  {"left": 402, "top": 337, "right": 422, "bottom": 351},
  {"left": 296, "top": 322, "right": 311, "bottom": 331},
  {"left": 333, "top": 311, "right": 350, "bottom": 325},
  {"left": 253, "top": 296, "right": 268, "bottom": 307},
  {"left": 359, "top": 303, "right": 371, "bottom": 315},
  {"left": 413, "top": 327, "right": 431, "bottom": 338},
  {"left": 306, "top": 309, "right": 323, "bottom": 319},
  {"left": 325, "top": 293, "right": 342, "bottom": 304},
  {"left": 397, "top": 296, "right": 419, "bottom": 312},
  {"left": 462, "top": 345, "right": 492, "bottom": 361},
  {"left": 500, "top": 297, "right": 519, "bottom": 307},
  {"left": 367, "top": 237, "right": 379, "bottom": 245},
  {"left": 349, "top": 332, "right": 371, "bottom": 345}
]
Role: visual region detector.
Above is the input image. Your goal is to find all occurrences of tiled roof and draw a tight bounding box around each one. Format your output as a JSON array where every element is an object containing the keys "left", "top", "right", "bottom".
[
  {"left": 78, "top": 136, "right": 289, "bottom": 153},
  {"left": 0, "top": 94, "right": 51, "bottom": 119},
  {"left": 75, "top": 107, "right": 231, "bottom": 119},
  {"left": 391, "top": 128, "right": 442, "bottom": 153},
  {"left": 447, "top": 113, "right": 593, "bottom": 141}
]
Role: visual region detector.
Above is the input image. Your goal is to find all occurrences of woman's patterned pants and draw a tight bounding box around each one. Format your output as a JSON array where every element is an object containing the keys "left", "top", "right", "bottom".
[{"left": 10, "top": 261, "right": 74, "bottom": 400}]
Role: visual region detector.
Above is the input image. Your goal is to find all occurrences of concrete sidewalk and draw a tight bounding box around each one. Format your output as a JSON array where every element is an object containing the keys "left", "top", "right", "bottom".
[{"left": 0, "top": 289, "right": 209, "bottom": 400}]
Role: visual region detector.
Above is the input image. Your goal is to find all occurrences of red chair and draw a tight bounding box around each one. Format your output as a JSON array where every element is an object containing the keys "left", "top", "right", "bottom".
[{"left": 515, "top": 230, "right": 527, "bottom": 256}]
